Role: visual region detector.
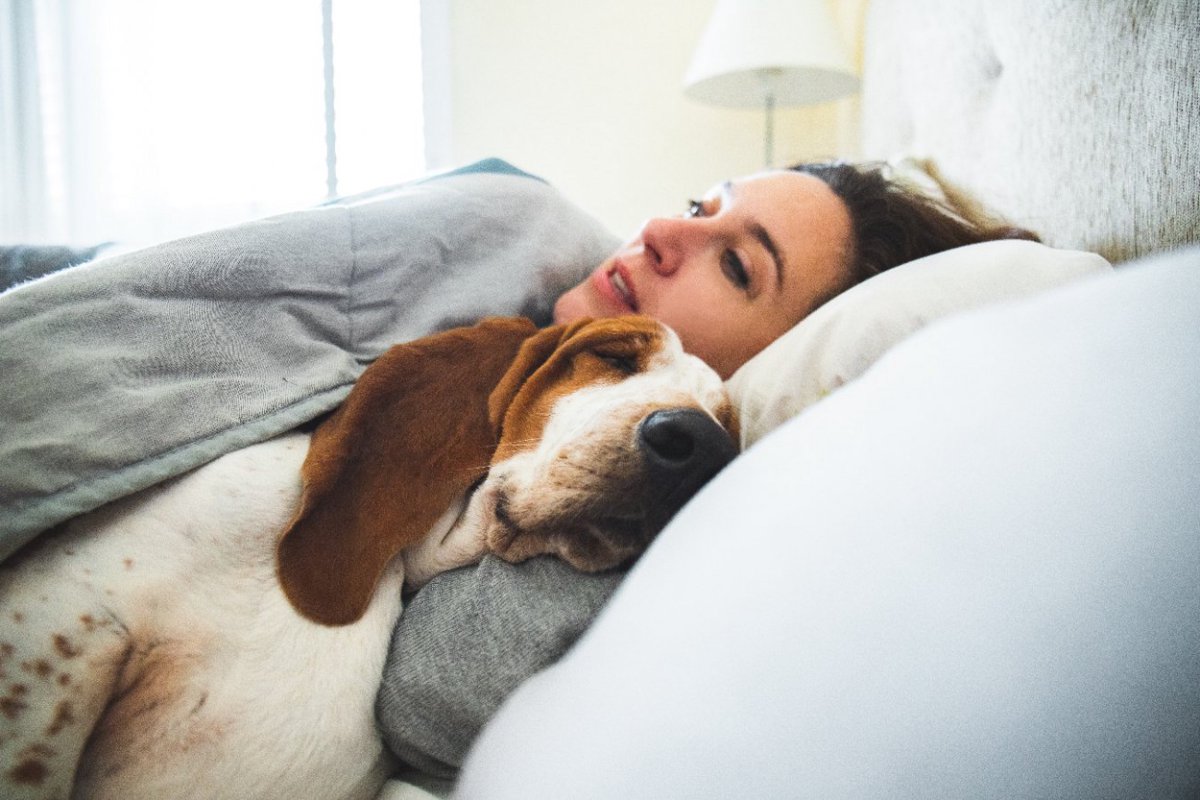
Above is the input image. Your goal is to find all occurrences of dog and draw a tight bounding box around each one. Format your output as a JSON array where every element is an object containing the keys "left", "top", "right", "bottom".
[{"left": 0, "top": 315, "right": 738, "bottom": 800}]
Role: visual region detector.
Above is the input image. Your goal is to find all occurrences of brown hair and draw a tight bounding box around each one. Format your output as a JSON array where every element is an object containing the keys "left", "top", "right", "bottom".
[{"left": 791, "top": 160, "right": 1040, "bottom": 307}]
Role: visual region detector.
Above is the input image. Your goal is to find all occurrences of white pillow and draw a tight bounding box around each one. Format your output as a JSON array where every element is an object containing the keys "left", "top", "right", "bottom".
[{"left": 727, "top": 239, "right": 1112, "bottom": 447}]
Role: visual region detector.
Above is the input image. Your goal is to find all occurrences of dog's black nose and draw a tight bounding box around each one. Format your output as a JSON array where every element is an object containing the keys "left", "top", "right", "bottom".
[{"left": 638, "top": 408, "right": 738, "bottom": 506}]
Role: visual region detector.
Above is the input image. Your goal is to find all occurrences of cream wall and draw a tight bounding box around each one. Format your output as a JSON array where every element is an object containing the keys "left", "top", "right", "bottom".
[{"left": 437, "top": 0, "right": 867, "bottom": 237}]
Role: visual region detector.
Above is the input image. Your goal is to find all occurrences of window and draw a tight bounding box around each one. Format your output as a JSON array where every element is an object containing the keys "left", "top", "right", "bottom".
[{"left": 0, "top": 0, "right": 425, "bottom": 246}]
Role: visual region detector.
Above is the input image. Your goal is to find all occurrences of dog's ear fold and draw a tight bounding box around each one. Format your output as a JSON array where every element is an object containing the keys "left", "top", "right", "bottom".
[
  {"left": 277, "top": 316, "right": 540, "bottom": 626},
  {"left": 486, "top": 319, "right": 586, "bottom": 431},
  {"left": 488, "top": 316, "right": 668, "bottom": 464}
]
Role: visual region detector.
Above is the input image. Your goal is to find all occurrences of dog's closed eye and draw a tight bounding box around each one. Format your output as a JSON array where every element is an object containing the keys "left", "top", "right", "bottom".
[{"left": 479, "top": 316, "right": 737, "bottom": 573}]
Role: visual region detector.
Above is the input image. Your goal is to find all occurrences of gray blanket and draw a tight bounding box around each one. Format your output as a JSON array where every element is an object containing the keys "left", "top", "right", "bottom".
[{"left": 0, "top": 160, "right": 620, "bottom": 561}]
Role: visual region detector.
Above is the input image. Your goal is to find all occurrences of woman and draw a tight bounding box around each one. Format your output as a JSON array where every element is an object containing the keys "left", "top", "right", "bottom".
[
  {"left": 377, "top": 160, "right": 1036, "bottom": 784},
  {"left": 556, "top": 162, "right": 1033, "bottom": 378}
]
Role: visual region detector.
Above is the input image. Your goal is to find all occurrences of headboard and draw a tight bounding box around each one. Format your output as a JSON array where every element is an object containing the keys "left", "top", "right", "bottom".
[{"left": 859, "top": 0, "right": 1199, "bottom": 265}]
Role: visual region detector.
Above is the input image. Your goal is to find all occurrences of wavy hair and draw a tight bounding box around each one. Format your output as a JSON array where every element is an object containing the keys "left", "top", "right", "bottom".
[{"left": 791, "top": 161, "right": 1040, "bottom": 308}]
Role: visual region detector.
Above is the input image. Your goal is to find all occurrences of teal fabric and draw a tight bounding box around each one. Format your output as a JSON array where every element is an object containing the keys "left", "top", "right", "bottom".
[
  {"left": 423, "top": 157, "right": 544, "bottom": 183},
  {"left": 0, "top": 160, "right": 619, "bottom": 561},
  {"left": 1, "top": 243, "right": 114, "bottom": 291}
]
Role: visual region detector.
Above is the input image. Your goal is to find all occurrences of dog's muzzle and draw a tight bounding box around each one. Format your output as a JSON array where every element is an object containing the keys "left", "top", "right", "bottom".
[{"left": 637, "top": 408, "right": 737, "bottom": 523}]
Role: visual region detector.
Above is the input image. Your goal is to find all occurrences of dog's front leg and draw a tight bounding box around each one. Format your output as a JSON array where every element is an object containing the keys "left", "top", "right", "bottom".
[{"left": 401, "top": 486, "right": 496, "bottom": 591}]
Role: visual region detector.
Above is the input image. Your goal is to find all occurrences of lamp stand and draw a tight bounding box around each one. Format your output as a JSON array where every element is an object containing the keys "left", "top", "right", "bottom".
[
  {"left": 763, "top": 90, "right": 775, "bottom": 168},
  {"left": 683, "top": 3, "right": 861, "bottom": 171},
  {"left": 758, "top": 68, "right": 782, "bottom": 168}
]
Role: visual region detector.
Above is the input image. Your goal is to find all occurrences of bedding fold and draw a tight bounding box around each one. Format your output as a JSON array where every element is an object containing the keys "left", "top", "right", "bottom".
[{"left": 0, "top": 162, "right": 619, "bottom": 561}]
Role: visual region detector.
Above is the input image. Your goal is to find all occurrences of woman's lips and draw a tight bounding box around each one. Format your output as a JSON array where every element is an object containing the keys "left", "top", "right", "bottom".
[
  {"left": 593, "top": 259, "right": 638, "bottom": 312},
  {"left": 610, "top": 267, "right": 635, "bottom": 307}
]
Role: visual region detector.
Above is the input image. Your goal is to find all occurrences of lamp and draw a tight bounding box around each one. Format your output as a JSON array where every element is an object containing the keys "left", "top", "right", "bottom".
[{"left": 683, "top": 0, "right": 860, "bottom": 168}]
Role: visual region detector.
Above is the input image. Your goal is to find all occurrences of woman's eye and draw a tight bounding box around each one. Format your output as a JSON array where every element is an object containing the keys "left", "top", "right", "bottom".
[
  {"left": 721, "top": 251, "right": 750, "bottom": 291},
  {"left": 685, "top": 199, "right": 705, "bottom": 218}
]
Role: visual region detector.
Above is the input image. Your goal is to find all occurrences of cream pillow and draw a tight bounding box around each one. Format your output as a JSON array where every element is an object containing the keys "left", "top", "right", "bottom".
[{"left": 727, "top": 239, "right": 1112, "bottom": 447}]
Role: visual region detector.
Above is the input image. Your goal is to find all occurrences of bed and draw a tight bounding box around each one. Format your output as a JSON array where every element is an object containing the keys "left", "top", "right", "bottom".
[
  {"left": 2, "top": 1, "right": 1197, "bottom": 798},
  {"left": 451, "top": 2, "right": 1200, "bottom": 798}
]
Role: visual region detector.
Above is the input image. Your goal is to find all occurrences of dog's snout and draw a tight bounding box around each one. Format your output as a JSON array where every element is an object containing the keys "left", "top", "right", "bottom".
[{"left": 638, "top": 408, "right": 737, "bottom": 494}]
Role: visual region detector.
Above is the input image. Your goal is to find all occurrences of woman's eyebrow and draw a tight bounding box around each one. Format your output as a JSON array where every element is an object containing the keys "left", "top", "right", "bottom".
[{"left": 723, "top": 181, "right": 786, "bottom": 291}]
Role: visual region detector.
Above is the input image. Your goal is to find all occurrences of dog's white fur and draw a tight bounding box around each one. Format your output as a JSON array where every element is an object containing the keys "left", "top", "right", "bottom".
[{"left": 0, "top": 320, "right": 730, "bottom": 800}]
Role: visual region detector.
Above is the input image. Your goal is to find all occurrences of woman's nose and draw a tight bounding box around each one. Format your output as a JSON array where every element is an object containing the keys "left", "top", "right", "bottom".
[{"left": 641, "top": 216, "right": 702, "bottom": 277}]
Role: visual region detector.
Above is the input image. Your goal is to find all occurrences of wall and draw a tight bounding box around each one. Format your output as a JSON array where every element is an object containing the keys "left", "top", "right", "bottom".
[{"left": 435, "top": 0, "right": 867, "bottom": 238}]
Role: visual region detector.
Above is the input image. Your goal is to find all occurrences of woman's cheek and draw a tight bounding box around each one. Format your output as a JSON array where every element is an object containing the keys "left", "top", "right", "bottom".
[{"left": 553, "top": 283, "right": 591, "bottom": 323}]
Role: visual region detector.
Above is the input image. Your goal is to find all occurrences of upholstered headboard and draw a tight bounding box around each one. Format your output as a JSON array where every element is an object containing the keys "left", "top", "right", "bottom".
[{"left": 859, "top": 0, "right": 1199, "bottom": 264}]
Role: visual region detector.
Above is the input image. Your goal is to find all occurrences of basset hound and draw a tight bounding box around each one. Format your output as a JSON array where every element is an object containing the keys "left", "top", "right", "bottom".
[{"left": 0, "top": 315, "right": 738, "bottom": 800}]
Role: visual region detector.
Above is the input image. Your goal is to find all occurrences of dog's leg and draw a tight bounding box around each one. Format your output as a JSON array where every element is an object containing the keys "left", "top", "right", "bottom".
[{"left": 1, "top": 529, "right": 132, "bottom": 799}]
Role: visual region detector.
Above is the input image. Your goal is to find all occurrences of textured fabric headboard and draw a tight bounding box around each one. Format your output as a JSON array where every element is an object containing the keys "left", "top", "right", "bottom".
[{"left": 859, "top": 0, "right": 1199, "bottom": 264}]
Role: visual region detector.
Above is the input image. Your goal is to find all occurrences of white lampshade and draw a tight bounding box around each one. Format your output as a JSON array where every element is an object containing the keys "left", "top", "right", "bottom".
[{"left": 683, "top": 0, "right": 859, "bottom": 108}]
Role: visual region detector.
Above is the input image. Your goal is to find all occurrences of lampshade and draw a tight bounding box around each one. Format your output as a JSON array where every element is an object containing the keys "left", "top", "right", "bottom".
[{"left": 683, "top": 0, "right": 859, "bottom": 108}]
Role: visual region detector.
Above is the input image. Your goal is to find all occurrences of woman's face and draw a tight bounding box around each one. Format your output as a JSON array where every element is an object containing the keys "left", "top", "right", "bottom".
[{"left": 553, "top": 170, "right": 852, "bottom": 379}]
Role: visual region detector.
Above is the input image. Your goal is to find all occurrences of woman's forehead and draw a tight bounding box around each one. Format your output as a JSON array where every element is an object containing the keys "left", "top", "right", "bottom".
[
  {"left": 727, "top": 171, "right": 851, "bottom": 302},
  {"left": 722, "top": 169, "right": 835, "bottom": 204}
]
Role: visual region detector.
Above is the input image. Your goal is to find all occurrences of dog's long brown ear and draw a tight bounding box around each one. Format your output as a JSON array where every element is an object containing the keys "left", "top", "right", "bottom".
[
  {"left": 486, "top": 318, "right": 588, "bottom": 431},
  {"left": 277, "top": 316, "right": 541, "bottom": 626}
]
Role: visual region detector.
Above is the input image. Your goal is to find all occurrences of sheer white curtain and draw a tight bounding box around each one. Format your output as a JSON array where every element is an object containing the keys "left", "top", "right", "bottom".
[{"left": 1, "top": 0, "right": 425, "bottom": 247}]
